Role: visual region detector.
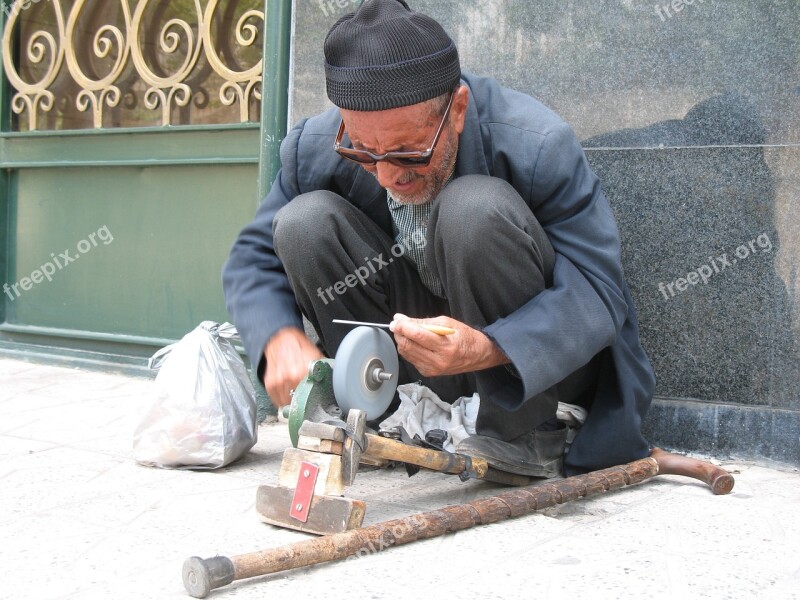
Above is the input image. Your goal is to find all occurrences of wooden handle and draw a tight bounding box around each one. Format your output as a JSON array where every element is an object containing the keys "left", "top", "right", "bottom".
[
  {"left": 650, "top": 448, "right": 734, "bottom": 495},
  {"left": 364, "top": 433, "right": 489, "bottom": 478},
  {"left": 419, "top": 324, "right": 456, "bottom": 336}
]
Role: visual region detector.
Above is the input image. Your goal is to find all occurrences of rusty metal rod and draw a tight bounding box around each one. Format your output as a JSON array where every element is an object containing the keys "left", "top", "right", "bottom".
[{"left": 183, "top": 450, "right": 733, "bottom": 597}]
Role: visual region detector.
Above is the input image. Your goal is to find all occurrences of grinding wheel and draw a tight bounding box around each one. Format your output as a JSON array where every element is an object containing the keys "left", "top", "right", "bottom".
[{"left": 333, "top": 326, "right": 399, "bottom": 420}]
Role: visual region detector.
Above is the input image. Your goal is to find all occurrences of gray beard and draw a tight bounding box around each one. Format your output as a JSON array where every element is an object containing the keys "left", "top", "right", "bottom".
[{"left": 389, "top": 141, "right": 458, "bottom": 205}]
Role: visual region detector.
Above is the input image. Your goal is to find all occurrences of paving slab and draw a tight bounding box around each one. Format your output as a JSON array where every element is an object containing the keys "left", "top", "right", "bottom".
[{"left": 0, "top": 357, "right": 798, "bottom": 600}]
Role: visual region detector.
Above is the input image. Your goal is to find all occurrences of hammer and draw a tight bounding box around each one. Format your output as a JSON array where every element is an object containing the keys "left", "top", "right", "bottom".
[
  {"left": 255, "top": 410, "right": 516, "bottom": 537},
  {"left": 299, "top": 409, "right": 492, "bottom": 486}
]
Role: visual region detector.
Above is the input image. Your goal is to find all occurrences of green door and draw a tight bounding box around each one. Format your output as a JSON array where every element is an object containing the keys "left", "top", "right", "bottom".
[{"left": 0, "top": 0, "right": 290, "bottom": 373}]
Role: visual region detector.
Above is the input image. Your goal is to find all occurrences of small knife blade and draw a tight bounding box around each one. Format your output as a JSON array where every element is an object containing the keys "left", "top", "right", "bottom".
[{"left": 332, "top": 319, "right": 455, "bottom": 336}]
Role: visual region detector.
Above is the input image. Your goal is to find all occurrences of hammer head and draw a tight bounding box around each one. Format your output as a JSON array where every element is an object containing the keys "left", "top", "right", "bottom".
[{"left": 342, "top": 409, "right": 367, "bottom": 486}]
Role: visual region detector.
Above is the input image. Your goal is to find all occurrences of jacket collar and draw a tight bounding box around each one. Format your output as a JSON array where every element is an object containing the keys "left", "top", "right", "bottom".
[{"left": 455, "top": 79, "right": 490, "bottom": 178}]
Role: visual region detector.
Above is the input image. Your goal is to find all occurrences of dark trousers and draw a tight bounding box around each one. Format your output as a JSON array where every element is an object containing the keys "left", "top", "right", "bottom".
[{"left": 273, "top": 175, "right": 596, "bottom": 441}]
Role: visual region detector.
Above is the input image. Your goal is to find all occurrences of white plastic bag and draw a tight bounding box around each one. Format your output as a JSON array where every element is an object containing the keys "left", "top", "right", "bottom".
[{"left": 133, "top": 321, "right": 258, "bottom": 469}]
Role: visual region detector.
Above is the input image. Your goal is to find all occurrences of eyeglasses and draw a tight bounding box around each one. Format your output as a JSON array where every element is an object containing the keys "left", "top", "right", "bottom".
[{"left": 334, "top": 90, "right": 456, "bottom": 168}]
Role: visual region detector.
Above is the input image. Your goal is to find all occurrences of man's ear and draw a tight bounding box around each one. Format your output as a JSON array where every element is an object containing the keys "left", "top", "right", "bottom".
[{"left": 451, "top": 84, "right": 470, "bottom": 135}]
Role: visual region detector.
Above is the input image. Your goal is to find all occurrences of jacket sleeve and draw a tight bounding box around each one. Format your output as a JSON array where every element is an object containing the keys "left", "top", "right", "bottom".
[
  {"left": 222, "top": 121, "right": 307, "bottom": 379},
  {"left": 483, "top": 122, "right": 629, "bottom": 408}
]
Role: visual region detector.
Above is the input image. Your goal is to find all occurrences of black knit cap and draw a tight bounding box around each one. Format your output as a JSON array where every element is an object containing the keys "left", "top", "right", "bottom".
[{"left": 324, "top": 0, "right": 461, "bottom": 111}]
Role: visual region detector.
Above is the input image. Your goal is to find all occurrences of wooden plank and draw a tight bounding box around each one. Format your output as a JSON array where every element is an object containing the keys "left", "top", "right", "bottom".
[
  {"left": 298, "top": 421, "right": 346, "bottom": 442},
  {"left": 297, "top": 435, "right": 344, "bottom": 455},
  {"left": 255, "top": 484, "right": 366, "bottom": 535}
]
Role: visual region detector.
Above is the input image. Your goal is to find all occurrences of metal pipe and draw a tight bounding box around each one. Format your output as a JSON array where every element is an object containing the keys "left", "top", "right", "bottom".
[{"left": 257, "top": 0, "right": 292, "bottom": 204}]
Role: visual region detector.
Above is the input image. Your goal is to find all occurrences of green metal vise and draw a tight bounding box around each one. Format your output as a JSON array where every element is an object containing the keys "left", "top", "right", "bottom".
[{"left": 282, "top": 359, "right": 344, "bottom": 447}]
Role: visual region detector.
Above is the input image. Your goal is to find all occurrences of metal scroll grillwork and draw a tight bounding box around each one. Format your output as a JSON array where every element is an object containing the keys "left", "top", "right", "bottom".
[{"left": 1, "top": 0, "right": 264, "bottom": 130}]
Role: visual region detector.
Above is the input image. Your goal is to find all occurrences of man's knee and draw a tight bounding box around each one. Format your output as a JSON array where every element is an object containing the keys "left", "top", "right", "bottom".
[
  {"left": 432, "top": 175, "right": 551, "bottom": 260},
  {"left": 436, "top": 175, "right": 523, "bottom": 233},
  {"left": 273, "top": 191, "right": 347, "bottom": 258}
]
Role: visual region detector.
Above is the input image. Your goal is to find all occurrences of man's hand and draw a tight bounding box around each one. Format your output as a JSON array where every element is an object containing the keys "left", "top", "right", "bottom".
[
  {"left": 264, "top": 327, "right": 325, "bottom": 409},
  {"left": 389, "top": 313, "right": 510, "bottom": 377}
]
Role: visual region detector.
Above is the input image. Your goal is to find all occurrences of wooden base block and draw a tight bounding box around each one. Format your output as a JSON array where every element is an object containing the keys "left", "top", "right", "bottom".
[
  {"left": 256, "top": 484, "right": 366, "bottom": 535},
  {"left": 278, "top": 448, "right": 345, "bottom": 496}
]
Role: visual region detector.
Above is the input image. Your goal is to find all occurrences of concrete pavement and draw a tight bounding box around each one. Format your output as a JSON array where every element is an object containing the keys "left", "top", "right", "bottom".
[{"left": 1, "top": 357, "right": 798, "bottom": 600}]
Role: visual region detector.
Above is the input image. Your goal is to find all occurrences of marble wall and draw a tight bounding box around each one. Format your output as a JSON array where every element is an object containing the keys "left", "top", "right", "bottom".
[{"left": 289, "top": 0, "right": 799, "bottom": 463}]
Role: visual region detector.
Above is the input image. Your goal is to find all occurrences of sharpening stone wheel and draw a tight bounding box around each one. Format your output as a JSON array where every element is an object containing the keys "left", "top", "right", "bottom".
[{"left": 333, "top": 326, "right": 399, "bottom": 420}]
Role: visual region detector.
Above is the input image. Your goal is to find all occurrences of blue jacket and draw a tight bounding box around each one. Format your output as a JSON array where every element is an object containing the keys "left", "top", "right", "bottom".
[{"left": 223, "top": 73, "right": 655, "bottom": 473}]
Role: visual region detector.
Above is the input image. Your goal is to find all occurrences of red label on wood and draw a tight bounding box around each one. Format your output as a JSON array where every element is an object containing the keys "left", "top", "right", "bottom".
[{"left": 289, "top": 462, "right": 319, "bottom": 523}]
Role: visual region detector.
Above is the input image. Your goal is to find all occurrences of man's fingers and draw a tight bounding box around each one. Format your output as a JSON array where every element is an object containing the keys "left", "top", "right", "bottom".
[
  {"left": 263, "top": 327, "right": 325, "bottom": 410},
  {"left": 391, "top": 317, "right": 439, "bottom": 342},
  {"left": 394, "top": 330, "right": 447, "bottom": 377},
  {"left": 392, "top": 318, "right": 460, "bottom": 350},
  {"left": 264, "top": 374, "right": 290, "bottom": 409},
  {"left": 266, "top": 366, "right": 305, "bottom": 408},
  {"left": 420, "top": 324, "right": 456, "bottom": 335},
  {"left": 391, "top": 315, "right": 459, "bottom": 374}
]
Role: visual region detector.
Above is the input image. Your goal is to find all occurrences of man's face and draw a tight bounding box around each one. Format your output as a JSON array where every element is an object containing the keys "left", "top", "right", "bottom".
[{"left": 339, "top": 86, "right": 470, "bottom": 205}]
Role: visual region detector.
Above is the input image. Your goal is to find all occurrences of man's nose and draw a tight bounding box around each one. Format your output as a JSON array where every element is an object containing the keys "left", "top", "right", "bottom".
[{"left": 374, "top": 160, "right": 405, "bottom": 189}]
